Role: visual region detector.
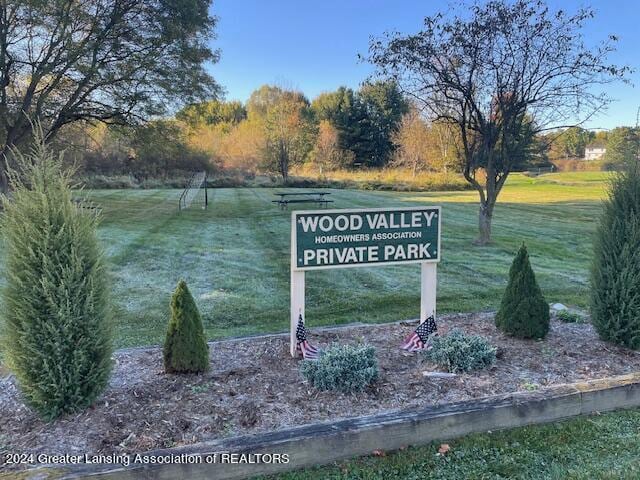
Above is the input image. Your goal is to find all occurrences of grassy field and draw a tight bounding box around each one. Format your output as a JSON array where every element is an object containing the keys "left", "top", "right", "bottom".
[
  {"left": 0, "top": 171, "right": 612, "bottom": 348},
  {"left": 263, "top": 408, "right": 640, "bottom": 480}
]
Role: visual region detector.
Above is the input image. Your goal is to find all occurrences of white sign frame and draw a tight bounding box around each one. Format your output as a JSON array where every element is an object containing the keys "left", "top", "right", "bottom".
[{"left": 290, "top": 206, "right": 441, "bottom": 357}]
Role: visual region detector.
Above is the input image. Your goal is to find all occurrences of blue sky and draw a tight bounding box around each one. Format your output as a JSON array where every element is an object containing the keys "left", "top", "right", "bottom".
[{"left": 208, "top": 0, "right": 639, "bottom": 129}]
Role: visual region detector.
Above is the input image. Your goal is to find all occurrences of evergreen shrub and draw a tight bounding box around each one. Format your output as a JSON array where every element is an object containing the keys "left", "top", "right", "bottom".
[
  {"left": 495, "top": 244, "right": 550, "bottom": 339},
  {"left": 591, "top": 166, "right": 640, "bottom": 348},
  {"left": 300, "top": 344, "right": 378, "bottom": 393},
  {"left": 1, "top": 133, "right": 112, "bottom": 420},
  {"left": 163, "top": 280, "right": 209, "bottom": 373}
]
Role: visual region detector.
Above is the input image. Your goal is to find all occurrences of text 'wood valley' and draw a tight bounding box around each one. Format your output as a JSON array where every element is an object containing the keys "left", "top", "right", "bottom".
[{"left": 294, "top": 208, "right": 440, "bottom": 269}]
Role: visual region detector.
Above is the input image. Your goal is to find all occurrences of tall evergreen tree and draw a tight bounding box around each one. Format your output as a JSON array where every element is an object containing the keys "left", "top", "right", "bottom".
[
  {"left": 495, "top": 244, "right": 550, "bottom": 339},
  {"left": 357, "top": 81, "right": 409, "bottom": 167},
  {"left": 163, "top": 280, "right": 209, "bottom": 374},
  {"left": 1, "top": 129, "right": 112, "bottom": 420},
  {"left": 310, "top": 82, "right": 407, "bottom": 168},
  {"left": 591, "top": 166, "right": 640, "bottom": 348}
]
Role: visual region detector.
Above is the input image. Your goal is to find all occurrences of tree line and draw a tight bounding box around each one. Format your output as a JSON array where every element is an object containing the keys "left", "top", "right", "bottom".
[
  {"left": 46, "top": 96, "right": 640, "bottom": 184},
  {"left": 543, "top": 126, "right": 640, "bottom": 166},
  {"left": 53, "top": 81, "right": 468, "bottom": 181}
]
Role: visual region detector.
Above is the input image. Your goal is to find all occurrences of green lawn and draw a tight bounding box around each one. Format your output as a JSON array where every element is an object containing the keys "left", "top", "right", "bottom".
[
  {"left": 0, "top": 171, "right": 612, "bottom": 348},
  {"left": 263, "top": 408, "right": 640, "bottom": 480}
]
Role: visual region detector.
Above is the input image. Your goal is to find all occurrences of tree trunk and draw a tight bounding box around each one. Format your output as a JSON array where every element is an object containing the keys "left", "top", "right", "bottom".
[
  {"left": 0, "top": 143, "right": 9, "bottom": 195},
  {"left": 475, "top": 202, "right": 494, "bottom": 246},
  {"left": 0, "top": 168, "right": 7, "bottom": 195},
  {"left": 280, "top": 156, "right": 288, "bottom": 183}
]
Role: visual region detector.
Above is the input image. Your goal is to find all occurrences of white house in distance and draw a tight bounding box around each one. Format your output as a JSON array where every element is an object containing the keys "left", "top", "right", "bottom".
[{"left": 584, "top": 142, "right": 606, "bottom": 160}]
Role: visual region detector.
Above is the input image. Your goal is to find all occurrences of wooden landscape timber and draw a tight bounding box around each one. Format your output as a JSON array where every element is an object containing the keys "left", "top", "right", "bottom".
[{"left": 22, "top": 372, "right": 640, "bottom": 480}]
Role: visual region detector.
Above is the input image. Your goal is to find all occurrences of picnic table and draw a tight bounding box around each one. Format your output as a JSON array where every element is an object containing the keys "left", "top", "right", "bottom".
[{"left": 272, "top": 191, "right": 333, "bottom": 210}]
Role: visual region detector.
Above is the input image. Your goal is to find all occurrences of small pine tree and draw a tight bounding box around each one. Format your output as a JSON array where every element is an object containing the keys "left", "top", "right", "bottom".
[
  {"left": 163, "top": 280, "right": 209, "bottom": 373},
  {"left": 1, "top": 129, "right": 112, "bottom": 420},
  {"left": 495, "top": 244, "right": 549, "bottom": 339},
  {"left": 591, "top": 166, "right": 640, "bottom": 348}
]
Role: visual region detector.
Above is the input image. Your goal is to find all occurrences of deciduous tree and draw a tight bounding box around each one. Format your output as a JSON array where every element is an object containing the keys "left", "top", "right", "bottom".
[
  {"left": 0, "top": 0, "right": 221, "bottom": 193},
  {"left": 219, "top": 119, "right": 266, "bottom": 172},
  {"left": 257, "top": 86, "right": 314, "bottom": 181},
  {"left": 311, "top": 120, "right": 353, "bottom": 174},
  {"left": 130, "top": 121, "right": 213, "bottom": 179},
  {"left": 368, "top": 0, "right": 627, "bottom": 244},
  {"left": 393, "top": 107, "right": 431, "bottom": 176},
  {"left": 177, "top": 100, "right": 247, "bottom": 128},
  {"left": 429, "top": 121, "right": 463, "bottom": 173},
  {"left": 548, "top": 127, "right": 595, "bottom": 160},
  {"left": 604, "top": 127, "right": 640, "bottom": 166}
]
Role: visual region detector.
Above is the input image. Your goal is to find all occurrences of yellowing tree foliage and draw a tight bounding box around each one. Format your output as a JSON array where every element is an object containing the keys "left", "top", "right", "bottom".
[
  {"left": 393, "top": 109, "right": 431, "bottom": 177},
  {"left": 311, "top": 120, "right": 354, "bottom": 174}
]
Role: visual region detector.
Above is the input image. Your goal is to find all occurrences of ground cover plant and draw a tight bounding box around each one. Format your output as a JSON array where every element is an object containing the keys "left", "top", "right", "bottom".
[
  {"left": 300, "top": 344, "right": 378, "bottom": 393},
  {"left": 424, "top": 329, "right": 496, "bottom": 373},
  {"left": 556, "top": 310, "right": 586, "bottom": 324},
  {"left": 0, "top": 171, "right": 612, "bottom": 349}
]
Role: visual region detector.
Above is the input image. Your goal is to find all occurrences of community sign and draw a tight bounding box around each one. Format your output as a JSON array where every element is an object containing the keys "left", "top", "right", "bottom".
[{"left": 292, "top": 206, "right": 441, "bottom": 270}]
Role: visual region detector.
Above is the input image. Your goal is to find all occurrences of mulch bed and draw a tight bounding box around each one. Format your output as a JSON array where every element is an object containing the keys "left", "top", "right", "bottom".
[{"left": 2, "top": 312, "right": 640, "bottom": 468}]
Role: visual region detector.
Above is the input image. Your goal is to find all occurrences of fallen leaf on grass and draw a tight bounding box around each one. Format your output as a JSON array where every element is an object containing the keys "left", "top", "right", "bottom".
[{"left": 438, "top": 443, "right": 451, "bottom": 455}]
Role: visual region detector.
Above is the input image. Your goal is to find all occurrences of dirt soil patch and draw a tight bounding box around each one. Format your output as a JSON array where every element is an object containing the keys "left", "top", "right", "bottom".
[{"left": 2, "top": 312, "right": 640, "bottom": 469}]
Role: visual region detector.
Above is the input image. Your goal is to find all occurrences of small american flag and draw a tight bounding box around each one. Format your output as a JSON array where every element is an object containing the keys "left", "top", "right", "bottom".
[
  {"left": 401, "top": 315, "right": 438, "bottom": 352},
  {"left": 296, "top": 314, "right": 320, "bottom": 360}
]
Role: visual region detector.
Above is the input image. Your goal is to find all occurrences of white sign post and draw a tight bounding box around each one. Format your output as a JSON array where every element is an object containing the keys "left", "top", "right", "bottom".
[{"left": 290, "top": 206, "right": 441, "bottom": 357}]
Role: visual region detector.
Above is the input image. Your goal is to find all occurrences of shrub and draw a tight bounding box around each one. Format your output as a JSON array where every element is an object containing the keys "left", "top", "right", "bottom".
[
  {"left": 163, "top": 280, "right": 209, "bottom": 373},
  {"left": 79, "top": 174, "right": 138, "bottom": 189},
  {"left": 591, "top": 166, "right": 640, "bottom": 348},
  {"left": 300, "top": 344, "right": 378, "bottom": 393},
  {"left": 551, "top": 159, "right": 608, "bottom": 172},
  {"left": 556, "top": 310, "right": 586, "bottom": 324},
  {"left": 1, "top": 132, "right": 113, "bottom": 420},
  {"left": 495, "top": 244, "right": 550, "bottom": 339},
  {"left": 424, "top": 329, "right": 496, "bottom": 373}
]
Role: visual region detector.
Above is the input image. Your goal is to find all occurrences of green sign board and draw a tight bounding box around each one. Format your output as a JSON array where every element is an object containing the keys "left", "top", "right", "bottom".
[{"left": 292, "top": 206, "right": 441, "bottom": 271}]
